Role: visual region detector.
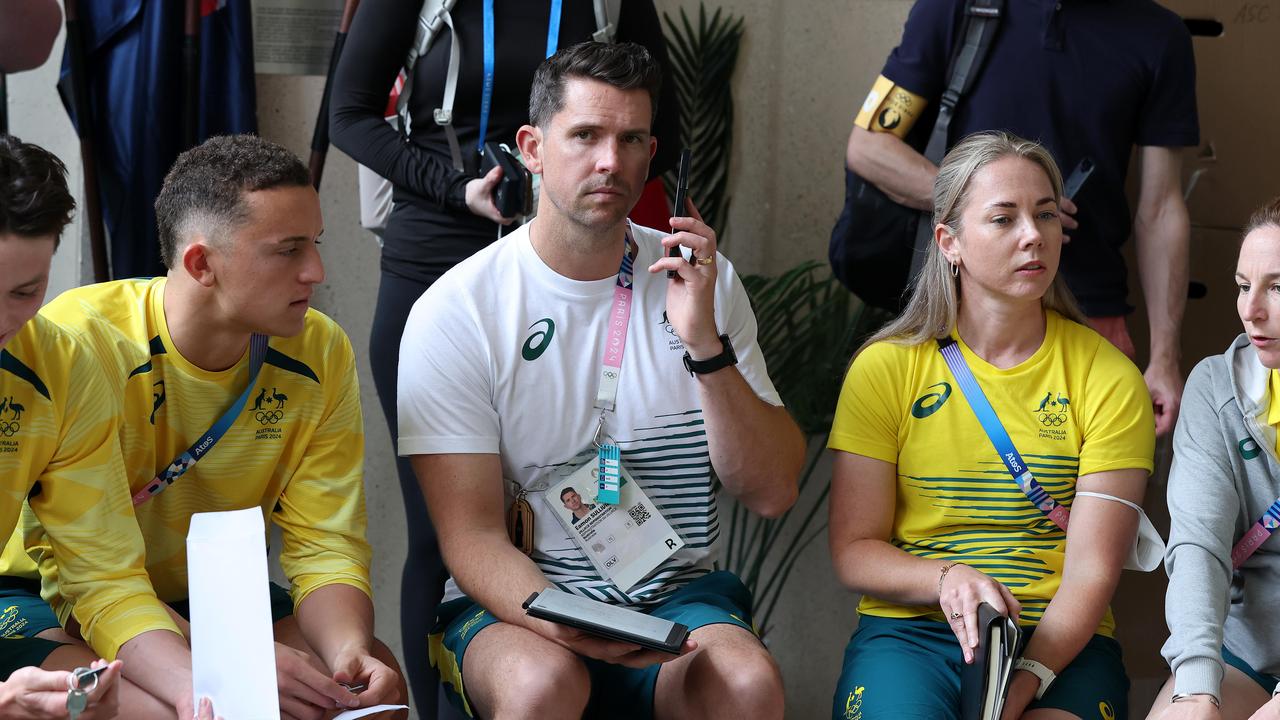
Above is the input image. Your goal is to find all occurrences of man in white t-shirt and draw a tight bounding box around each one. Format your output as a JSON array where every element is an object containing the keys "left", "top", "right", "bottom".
[{"left": 397, "top": 41, "right": 805, "bottom": 720}]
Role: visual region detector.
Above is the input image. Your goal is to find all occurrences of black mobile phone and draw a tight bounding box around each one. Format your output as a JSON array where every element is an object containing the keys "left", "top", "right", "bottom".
[
  {"left": 480, "top": 141, "right": 533, "bottom": 219},
  {"left": 1062, "top": 156, "right": 1094, "bottom": 201},
  {"left": 523, "top": 587, "right": 689, "bottom": 655},
  {"left": 667, "top": 148, "right": 693, "bottom": 279}
]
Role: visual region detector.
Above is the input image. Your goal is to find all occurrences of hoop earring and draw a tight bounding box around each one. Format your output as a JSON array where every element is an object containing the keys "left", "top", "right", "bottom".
[{"left": 951, "top": 262, "right": 959, "bottom": 278}]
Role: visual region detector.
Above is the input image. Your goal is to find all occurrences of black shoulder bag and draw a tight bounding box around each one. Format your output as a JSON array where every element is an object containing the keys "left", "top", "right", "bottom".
[{"left": 828, "top": 0, "right": 1003, "bottom": 311}]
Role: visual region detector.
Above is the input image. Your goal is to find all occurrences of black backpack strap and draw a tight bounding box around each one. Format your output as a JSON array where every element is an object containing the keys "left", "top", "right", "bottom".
[{"left": 908, "top": 0, "right": 1004, "bottom": 278}]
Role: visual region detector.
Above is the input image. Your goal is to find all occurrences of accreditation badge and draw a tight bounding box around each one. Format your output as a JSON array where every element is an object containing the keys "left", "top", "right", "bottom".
[{"left": 542, "top": 455, "right": 685, "bottom": 593}]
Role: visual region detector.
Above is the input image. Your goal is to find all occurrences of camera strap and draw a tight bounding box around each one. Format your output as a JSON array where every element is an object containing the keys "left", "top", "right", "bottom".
[
  {"left": 132, "top": 334, "right": 270, "bottom": 506},
  {"left": 907, "top": 0, "right": 1004, "bottom": 279}
]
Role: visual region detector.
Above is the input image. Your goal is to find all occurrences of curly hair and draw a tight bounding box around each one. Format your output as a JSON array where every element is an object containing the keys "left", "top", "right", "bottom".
[{"left": 154, "top": 134, "right": 310, "bottom": 268}]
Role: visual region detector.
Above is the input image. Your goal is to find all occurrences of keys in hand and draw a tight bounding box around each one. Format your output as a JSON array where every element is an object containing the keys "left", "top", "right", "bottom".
[
  {"left": 65, "top": 687, "right": 87, "bottom": 719},
  {"left": 66, "top": 666, "right": 99, "bottom": 720}
]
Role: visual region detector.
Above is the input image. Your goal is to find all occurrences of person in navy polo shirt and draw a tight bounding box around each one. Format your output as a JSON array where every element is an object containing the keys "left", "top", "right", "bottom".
[{"left": 845, "top": 0, "right": 1199, "bottom": 437}]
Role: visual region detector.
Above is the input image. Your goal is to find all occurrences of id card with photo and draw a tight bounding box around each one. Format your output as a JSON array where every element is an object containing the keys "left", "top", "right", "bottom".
[{"left": 544, "top": 460, "right": 684, "bottom": 593}]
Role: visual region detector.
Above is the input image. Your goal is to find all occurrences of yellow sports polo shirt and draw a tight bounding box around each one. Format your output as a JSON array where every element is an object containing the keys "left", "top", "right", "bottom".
[
  {"left": 4, "top": 277, "right": 371, "bottom": 623},
  {"left": 829, "top": 311, "right": 1154, "bottom": 635},
  {"left": 0, "top": 314, "right": 178, "bottom": 658},
  {"left": 1269, "top": 370, "right": 1280, "bottom": 456}
]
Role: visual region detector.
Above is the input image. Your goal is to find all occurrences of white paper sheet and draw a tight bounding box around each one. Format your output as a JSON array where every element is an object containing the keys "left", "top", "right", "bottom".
[
  {"left": 188, "top": 508, "right": 280, "bottom": 719},
  {"left": 334, "top": 706, "right": 410, "bottom": 720}
]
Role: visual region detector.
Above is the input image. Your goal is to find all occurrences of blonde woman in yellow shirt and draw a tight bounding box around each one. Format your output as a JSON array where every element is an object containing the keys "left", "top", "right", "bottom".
[{"left": 828, "top": 132, "right": 1155, "bottom": 720}]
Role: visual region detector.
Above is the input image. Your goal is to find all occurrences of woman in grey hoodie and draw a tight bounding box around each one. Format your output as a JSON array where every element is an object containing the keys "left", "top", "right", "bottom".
[{"left": 1151, "top": 198, "right": 1280, "bottom": 720}]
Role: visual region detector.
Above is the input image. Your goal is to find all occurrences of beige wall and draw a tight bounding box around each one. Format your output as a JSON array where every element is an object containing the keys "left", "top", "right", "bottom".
[{"left": 7, "top": 1, "right": 1185, "bottom": 717}]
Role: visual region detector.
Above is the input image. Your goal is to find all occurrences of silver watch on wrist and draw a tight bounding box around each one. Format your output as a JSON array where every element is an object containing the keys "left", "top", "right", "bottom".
[
  {"left": 1013, "top": 658, "right": 1056, "bottom": 700},
  {"left": 1170, "top": 692, "right": 1221, "bottom": 707}
]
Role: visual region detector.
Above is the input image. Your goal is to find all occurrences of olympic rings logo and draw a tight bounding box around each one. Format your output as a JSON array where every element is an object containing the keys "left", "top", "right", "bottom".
[
  {"left": 255, "top": 410, "right": 284, "bottom": 425},
  {"left": 603, "top": 370, "right": 618, "bottom": 380},
  {"left": 0, "top": 422, "right": 17, "bottom": 437},
  {"left": 1038, "top": 413, "right": 1067, "bottom": 427}
]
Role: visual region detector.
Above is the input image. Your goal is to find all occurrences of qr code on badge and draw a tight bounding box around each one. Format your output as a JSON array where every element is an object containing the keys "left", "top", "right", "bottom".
[{"left": 627, "top": 502, "right": 651, "bottom": 527}]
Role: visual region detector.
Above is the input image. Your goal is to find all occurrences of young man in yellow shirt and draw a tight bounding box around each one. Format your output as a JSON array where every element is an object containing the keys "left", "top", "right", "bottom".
[{"left": 6, "top": 134, "right": 405, "bottom": 719}]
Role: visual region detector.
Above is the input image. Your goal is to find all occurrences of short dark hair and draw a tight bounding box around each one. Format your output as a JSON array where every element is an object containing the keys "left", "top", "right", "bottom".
[
  {"left": 529, "top": 42, "right": 662, "bottom": 128},
  {"left": 0, "top": 134, "right": 75, "bottom": 247},
  {"left": 560, "top": 487, "right": 579, "bottom": 501},
  {"left": 155, "top": 134, "right": 310, "bottom": 268}
]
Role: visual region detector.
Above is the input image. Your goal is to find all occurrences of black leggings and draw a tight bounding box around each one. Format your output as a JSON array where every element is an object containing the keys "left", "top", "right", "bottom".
[{"left": 368, "top": 271, "right": 463, "bottom": 720}]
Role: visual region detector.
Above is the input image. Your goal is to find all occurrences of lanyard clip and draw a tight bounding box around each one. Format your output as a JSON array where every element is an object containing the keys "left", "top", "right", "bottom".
[{"left": 593, "top": 412, "right": 607, "bottom": 448}]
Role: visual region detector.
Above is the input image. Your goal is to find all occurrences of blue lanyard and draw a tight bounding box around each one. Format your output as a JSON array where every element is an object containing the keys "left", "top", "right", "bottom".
[
  {"left": 132, "top": 334, "right": 270, "bottom": 506},
  {"left": 936, "top": 338, "right": 1071, "bottom": 530},
  {"left": 479, "top": 0, "right": 563, "bottom": 153}
]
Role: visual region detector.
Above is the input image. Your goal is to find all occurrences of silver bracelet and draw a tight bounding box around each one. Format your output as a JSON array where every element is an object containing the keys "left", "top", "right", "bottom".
[{"left": 1170, "top": 692, "right": 1220, "bottom": 707}]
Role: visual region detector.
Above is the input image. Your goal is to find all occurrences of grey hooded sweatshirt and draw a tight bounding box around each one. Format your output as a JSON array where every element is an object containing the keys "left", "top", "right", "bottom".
[{"left": 1163, "top": 334, "right": 1280, "bottom": 698}]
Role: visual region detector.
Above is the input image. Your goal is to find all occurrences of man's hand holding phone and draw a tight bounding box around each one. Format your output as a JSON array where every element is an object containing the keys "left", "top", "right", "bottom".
[
  {"left": 1058, "top": 157, "right": 1093, "bottom": 243},
  {"left": 648, "top": 198, "right": 722, "bottom": 360}
]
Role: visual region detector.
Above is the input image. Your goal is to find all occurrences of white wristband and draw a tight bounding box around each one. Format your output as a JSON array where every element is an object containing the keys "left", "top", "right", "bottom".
[{"left": 1013, "top": 658, "right": 1056, "bottom": 700}]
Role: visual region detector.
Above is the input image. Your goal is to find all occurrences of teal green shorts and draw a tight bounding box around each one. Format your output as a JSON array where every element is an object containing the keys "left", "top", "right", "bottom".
[
  {"left": 0, "top": 578, "right": 294, "bottom": 635},
  {"left": 1222, "top": 644, "right": 1279, "bottom": 694},
  {"left": 429, "top": 571, "right": 756, "bottom": 719},
  {"left": 0, "top": 637, "right": 64, "bottom": 679},
  {"left": 0, "top": 578, "right": 64, "bottom": 639},
  {"left": 0, "top": 579, "right": 66, "bottom": 679},
  {"left": 832, "top": 615, "right": 1129, "bottom": 720},
  {"left": 169, "top": 582, "right": 294, "bottom": 624}
]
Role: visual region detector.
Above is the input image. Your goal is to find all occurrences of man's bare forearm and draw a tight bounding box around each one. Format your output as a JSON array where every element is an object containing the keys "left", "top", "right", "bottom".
[
  {"left": 694, "top": 366, "right": 803, "bottom": 518},
  {"left": 1134, "top": 147, "right": 1190, "bottom": 368},
  {"left": 295, "top": 584, "right": 376, "bottom": 665},
  {"left": 845, "top": 126, "right": 937, "bottom": 211},
  {"left": 116, "top": 628, "right": 193, "bottom": 710},
  {"left": 443, "top": 528, "right": 553, "bottom": 628}
]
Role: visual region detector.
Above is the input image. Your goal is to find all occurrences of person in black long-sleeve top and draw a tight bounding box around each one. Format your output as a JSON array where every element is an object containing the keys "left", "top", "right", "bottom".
[{"left": 329, "top": 2, "right": 679, "bottom": 716}]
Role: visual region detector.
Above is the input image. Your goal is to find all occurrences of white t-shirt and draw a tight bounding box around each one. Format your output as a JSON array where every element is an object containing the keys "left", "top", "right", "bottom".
[{"left": 398, "top": 220, "right": 781, "bottom": 605}]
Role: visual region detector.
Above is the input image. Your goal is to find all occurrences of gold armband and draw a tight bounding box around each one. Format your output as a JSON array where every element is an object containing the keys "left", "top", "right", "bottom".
[{"left": 853, "top": 75, "right": 928, "bottom": 139}]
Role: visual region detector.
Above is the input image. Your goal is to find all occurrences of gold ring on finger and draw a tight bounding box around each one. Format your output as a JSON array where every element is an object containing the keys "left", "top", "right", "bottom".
[{"left": 696, "top": 257, "right": 713, "bottom": 266}]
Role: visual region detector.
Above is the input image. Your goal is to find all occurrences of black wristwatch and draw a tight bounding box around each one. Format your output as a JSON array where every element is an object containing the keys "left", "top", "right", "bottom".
[{"left": 683, "top": 334, "right": 737, "bottom": 376}]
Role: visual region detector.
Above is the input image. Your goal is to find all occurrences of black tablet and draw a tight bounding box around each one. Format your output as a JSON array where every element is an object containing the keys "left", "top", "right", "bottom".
[{"left": 523, "top": 587, "right": 689, "bottom": 655}]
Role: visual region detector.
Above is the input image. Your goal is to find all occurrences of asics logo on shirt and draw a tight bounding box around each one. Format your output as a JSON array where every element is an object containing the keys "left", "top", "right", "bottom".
[
  {"left": 522, "top": 319, "right": 556, "bottom": 361},
  {"left": 150, "top": 380, "right": 166, "bottom": 425},
  {"left": 910, "top": 383, "right": 951, "bottom": 419}
]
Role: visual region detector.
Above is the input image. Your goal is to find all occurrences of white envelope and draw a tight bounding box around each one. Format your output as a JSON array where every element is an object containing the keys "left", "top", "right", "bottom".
[{"left": 188, "top": 508, "right": 280, "bottom": 719}]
